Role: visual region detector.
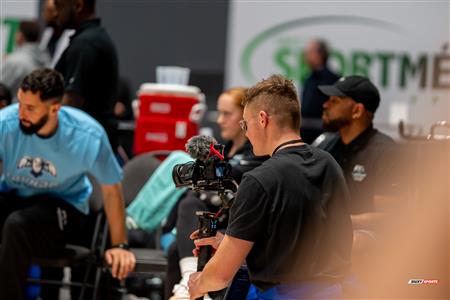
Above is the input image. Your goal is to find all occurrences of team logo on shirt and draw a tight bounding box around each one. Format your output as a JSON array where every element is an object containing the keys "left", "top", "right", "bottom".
[
  {"left": 17, "top": 156, "right": 57, "bottom": 178},
  {"left": 352, "top": 164, "right": 367, "bottom": 182}
]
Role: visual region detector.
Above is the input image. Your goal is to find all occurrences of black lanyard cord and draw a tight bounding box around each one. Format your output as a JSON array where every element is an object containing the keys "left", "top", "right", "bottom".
[{"left": 272, "top": 138, "right": 304, "bottom": 156}]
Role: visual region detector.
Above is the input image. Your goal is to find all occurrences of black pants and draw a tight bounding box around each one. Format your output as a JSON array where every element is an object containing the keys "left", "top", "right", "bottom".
[{"left": 0, "top": 192, "right": 88, "bottom": 300}]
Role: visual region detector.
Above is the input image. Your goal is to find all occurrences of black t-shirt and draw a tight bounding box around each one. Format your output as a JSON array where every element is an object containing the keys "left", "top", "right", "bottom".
[
  {"left": 226, "top": 145, "right": 352, "bottom": 290},
  {"left": 55, "top": 19, "right": 119, "bottom": 146},
  {"left": 316, "top": 127, "right": 401, "bottom": 214}
]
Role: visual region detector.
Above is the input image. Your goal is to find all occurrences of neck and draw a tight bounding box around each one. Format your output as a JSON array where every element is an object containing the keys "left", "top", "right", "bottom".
[
  {"left": 339, "top": 121, "right": 371, "bottom": 145},
  {"left": 311, "top": 63, "right": 325, "bottom": 72},
  {"left": 229, "top": 134, "right": 247, "bottom": 157},
  {"left": 76, "top": 12, "right": 96, "bottom": 28},
  {"left": 268, "top": 130, "right": 303, "bottom": 156},
  {"left": 37, "top": 116, "right": 58, "bottom": 137}
]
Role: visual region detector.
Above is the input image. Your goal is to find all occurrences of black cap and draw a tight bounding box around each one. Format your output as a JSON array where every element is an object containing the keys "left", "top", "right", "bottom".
[{"left": 318, "top": 76, "right": 380, "bottom": 113}]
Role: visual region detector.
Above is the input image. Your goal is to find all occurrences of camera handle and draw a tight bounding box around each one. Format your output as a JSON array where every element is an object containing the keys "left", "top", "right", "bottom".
[{"left": 195, "top": 211, "right": 227, "bottom": 300}]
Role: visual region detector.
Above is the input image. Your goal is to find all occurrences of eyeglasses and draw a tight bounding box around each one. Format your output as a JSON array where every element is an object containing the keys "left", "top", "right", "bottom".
[{"left": 239, "top": 119, "right": 248, "bottom": 132}]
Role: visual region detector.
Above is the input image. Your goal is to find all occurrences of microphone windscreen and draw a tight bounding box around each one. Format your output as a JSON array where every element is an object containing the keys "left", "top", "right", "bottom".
[{"left": 185, "top": 135, "right": 217, "bottom": 160}]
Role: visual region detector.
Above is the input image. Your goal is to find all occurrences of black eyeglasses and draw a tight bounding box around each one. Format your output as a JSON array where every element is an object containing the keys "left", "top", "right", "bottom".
[{"left": 239, "top": 119, "right": 248, "bottom": 132}]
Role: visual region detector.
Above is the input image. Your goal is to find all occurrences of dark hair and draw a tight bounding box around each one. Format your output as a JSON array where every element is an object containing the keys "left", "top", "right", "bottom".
[
  {"left": 243, "top": 74, "right": 301, "bottom": 131},
  {"left": 19, "top": 20, "right": 41, "bottom": 42},
  {"left": 84, "top": 0, "right": 96, "bottom": 11},
  {"left": 20, "top": 69, "right": 65, "bottom": 102},
  {"left": 0, "top": 83, "right": 12, "bottom": 106},
  {"left": 316, "top": 39, "right": 329, "bottom": 64}
]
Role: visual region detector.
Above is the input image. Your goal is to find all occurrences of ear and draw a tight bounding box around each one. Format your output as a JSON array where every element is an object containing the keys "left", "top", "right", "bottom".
[
  {"left": 258, "top": 110, "right": 269, "bottom": 128},
  {"left": 75, "top": 0, "right": 84, "bottom": 13},
  {"left": 352, "top": 103, "right": 365, "bottom": 119},
  {"left": 17, "top": 88, "right": 23, "bottom": 101},
  {"left": 50, "top": 102, "right": 62, "bottom": 115}
]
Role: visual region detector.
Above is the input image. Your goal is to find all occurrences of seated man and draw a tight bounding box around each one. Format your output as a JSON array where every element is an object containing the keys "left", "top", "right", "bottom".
[
  {"left": 316, "top": 76, "right": 405, "bottom": 296},
  {"left": 0, "top": 68, "right": 135, "bottom": 299},
  {"left": 188, "top": 75, "right": 353, "bottom": 300}
]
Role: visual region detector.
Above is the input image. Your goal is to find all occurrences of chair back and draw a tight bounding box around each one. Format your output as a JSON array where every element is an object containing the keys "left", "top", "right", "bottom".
[{"left": 122, "top": 152, "right": 164, "bottom": 207}]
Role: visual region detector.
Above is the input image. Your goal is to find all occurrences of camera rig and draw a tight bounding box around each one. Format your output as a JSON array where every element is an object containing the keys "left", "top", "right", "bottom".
[{"left": 172, "top": 138, "right": 238, "bottom": 300}]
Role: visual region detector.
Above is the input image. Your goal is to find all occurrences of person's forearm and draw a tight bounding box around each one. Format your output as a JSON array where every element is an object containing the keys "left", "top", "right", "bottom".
[
  {"left": 102, "top": 183, "right": 127, "bottom": 245},
  {"left": 189, "top": 235, "right": 253, "bottom": 297},
  {"left": 194, "top": 236, "right": 246, "bottom": 293},
  {"left": 351, "top": 212, "right": 387, "bottom": 230},
  {"left": 196, "top": 256, "right": 231, "bottom": 293}
]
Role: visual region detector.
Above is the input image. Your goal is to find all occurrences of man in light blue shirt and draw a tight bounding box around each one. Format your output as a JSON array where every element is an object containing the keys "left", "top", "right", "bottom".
[{"left": 0, "top": 68, "right": 135, "bottom": 299}]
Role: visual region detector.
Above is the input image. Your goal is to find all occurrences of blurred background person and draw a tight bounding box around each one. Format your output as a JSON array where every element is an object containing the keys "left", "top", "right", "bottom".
[
  {"left": 114, "top": 77, "right": 134, "bottom": 121},
  {"left": 301, "top": 39, "right": 340, "bottom": 144},
  {"left": 1, "top": 20, "right": 50, "bottom": 102},
  {"left": 0, "top": 83, "right": 12, "bottom": 109},
  {"left": 54, "top": 0, "right": 120, "bottom": 153},
  {"left": 39, "top": 0, "right": 74, "bottom": 68}
]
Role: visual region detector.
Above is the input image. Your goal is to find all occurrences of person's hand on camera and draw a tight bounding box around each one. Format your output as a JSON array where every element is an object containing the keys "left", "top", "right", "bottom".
[
  {"left": 105, "top": 247, "right": 136, "bottom": 280},
  {"left": 188, "top": 271, "right": 203, "bottom": 299},
  {"left": 190, "top": 230, "right": 225, "bottom": 256}
]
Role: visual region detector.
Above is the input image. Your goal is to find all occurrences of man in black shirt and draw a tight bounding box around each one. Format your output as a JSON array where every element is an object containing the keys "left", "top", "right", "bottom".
[
  {"left": 316, "top": 76, "right": 400, "bottom": 212},
  {"left": 54, "top": 0, "right": 119, "bottom": 151},
  {"left": 315, "top": 76, "right": 402, "bottom": 247},
  {"left": 188, "top": 75, "right": 353, "bottom": 299},
  {"left": 301, "top": 39, "right": 340, "bottom": 143}
]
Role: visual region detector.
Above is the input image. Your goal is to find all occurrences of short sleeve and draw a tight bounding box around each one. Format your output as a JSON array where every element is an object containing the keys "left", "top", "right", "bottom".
[
  {"left": 226, "top": 175, "right": 270, "bottom": 242},
  {"left": 0, "top": 112, "right": 4, "bottom": 161},
  {"left": 61, "top": 41, "right": 97, "bottom": 99},
  {"left": 90, "top": 132, "right": 123, "bottom": 184}
]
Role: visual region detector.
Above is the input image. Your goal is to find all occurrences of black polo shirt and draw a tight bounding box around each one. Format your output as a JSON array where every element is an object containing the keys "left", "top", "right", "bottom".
[
  {"left": 55, "top": 19, "right": 118, "bottom": 147},
  {"left": 316, "top": 126, "right": 401, "bottom": 214}
]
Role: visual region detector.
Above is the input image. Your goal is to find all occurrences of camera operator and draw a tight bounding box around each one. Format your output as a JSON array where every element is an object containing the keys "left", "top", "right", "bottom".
[
  {"left": 169, "top": 87, "right": 267, "bottom": 299},
  {"left": 188, "top": 75, "right": 353, "bottom": 300}
]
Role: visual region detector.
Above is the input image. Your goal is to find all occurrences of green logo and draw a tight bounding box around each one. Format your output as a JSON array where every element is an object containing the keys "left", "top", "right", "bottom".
[{"left": 1, "top": 18, "right": 21, "bottom": 54}]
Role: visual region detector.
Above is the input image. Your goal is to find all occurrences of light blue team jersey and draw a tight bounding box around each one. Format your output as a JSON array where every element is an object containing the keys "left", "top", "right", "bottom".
[{"left": 0, "top": 104, "right": 123, "bottom": 214}]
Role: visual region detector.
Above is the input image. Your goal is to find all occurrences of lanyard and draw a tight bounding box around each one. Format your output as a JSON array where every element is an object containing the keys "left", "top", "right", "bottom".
[{"left": 272, "top": 139, "right": 304, "bottom": 156}]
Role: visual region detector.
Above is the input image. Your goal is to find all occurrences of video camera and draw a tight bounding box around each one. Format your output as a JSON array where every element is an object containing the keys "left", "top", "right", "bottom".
[{"left": 172, "top": 135, "right": 238, "bottom": 201}]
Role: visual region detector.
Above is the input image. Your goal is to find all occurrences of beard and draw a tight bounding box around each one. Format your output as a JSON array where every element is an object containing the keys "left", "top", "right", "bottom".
[
  {"left": 322, "top": 116, "right": 351, "bottom": 132},
  {"left": 20, "top": 114, "right": 49, "bottom": 135},
  {"left": 56, "top": 8, "right": 77, "bottom": 30}
]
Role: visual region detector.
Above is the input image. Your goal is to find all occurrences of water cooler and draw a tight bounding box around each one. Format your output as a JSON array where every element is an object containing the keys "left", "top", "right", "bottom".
[{"left": 133, "top": 83, "right": 206, "bottom": 154}]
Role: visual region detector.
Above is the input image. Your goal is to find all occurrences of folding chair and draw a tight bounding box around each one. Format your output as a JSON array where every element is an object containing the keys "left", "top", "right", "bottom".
[{"left": 28, "top": 174, "right": 108, "bottom": 300}]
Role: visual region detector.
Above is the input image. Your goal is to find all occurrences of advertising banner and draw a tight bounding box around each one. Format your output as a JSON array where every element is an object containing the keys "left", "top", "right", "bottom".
[{"left": 225, "top": 1, "right": 450, "bottom": 133}]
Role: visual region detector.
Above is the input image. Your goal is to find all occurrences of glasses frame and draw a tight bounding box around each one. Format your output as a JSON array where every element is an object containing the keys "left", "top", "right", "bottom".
[{"left": 239, "top": 119, "right": 248, "bottom": 132}]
